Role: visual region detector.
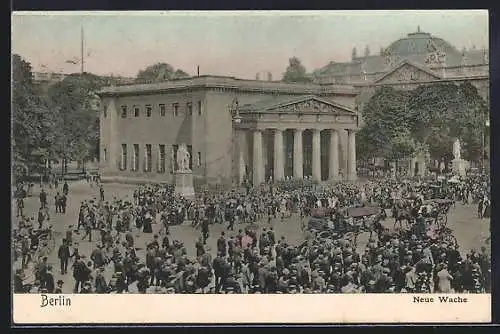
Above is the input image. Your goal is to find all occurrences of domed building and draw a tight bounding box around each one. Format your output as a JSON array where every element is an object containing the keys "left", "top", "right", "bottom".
[
  {"left": 314, "top": 27, "right": 489, "bottom": 176},
  {"left": 314, "top": 27, "right": 489, "bottom": 102}
]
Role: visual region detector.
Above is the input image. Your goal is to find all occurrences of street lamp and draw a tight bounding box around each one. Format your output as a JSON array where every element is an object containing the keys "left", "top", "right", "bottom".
[
  {"left": 482, "top": 117, "right": 489, "bottom": 172},
  {"left": 230, "top": 98, "right": 243, "bottom": 187}
]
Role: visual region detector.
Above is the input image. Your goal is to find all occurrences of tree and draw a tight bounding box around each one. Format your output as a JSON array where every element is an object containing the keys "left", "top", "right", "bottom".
[
  {"left": 358, "top": 86, "right": 415, "bottom": 162},
  {"left": 135, "top": 63, "right": 190, "bottom": 83},
  {"left": 47, "top": 73, "right": 104, "bottom": 172},
  {"left": 282, "top": 57, "right": 313, "bottom": 83},
  {"left": 12, "top": 54, "right": 57, "bottom": 178},
  {"left": 407, "top": 82, "right": 486, "bottom": 164}
]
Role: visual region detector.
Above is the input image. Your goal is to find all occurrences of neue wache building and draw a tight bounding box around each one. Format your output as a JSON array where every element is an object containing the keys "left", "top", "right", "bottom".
[{"left": 97, "top": 28, "right": 489, "bottom": 187}]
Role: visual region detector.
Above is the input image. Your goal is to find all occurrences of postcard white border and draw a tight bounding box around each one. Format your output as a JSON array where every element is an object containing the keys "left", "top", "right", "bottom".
[{"left": 13, "top": 294, "right": 491, "bottom": 324}]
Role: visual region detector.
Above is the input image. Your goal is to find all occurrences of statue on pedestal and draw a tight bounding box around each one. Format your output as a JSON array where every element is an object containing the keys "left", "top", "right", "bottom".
[
  {"left": 174, "top": 143, "right": 195, "bottom": 199},
  {"left": 176, "top": 143, "right": 191, "bottom": 172},
  {"left": 452, "top": 138, "right": 466, "bottom": 177}
]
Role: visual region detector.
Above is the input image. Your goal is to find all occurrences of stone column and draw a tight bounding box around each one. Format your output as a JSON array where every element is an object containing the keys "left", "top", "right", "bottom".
[
  {"left": 293, "top": 128, "right": 304, "bottom": 179},
  {"left": 312, "top": 129, "right": 322, "bottom": 182},
  {"left": 347, "top": 129, "right": 357, "bottom": 181},
  {"left": 329, "top": 129, "right": 339, "bottom": 181},
  {"left": 253, "top": 130, "right": 264, "bottom": 186},
  {"left": 273, "top": 129, "right": 284, "bottom": 181}
]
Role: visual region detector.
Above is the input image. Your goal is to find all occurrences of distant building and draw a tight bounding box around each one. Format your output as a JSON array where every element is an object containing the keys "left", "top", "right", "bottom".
[
  {"left": 32, "top": 72, "right": 69, "bottom": 85},
  {"left": 32, "top": 71, "right": 135, "bottom": 86},
  {"left": 313, "top": 28, "right": 489, "bottom": 175},
  {"left": 313, "top": 28, "right": 489, "bottom": 107}
]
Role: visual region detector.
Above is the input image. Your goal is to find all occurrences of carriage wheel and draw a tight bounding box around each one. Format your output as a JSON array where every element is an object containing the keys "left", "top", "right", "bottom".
[{"left": 437, "top": 215, "right": 446, "bottom": 229}]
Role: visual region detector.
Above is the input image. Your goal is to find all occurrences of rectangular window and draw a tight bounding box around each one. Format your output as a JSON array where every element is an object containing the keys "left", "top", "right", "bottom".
[
  {"left": 173, "top": 103, "right": 179, "bottom": 116},
  {"left": 132, "top": 144, "right": 139, "bottom": 171},
  {"left": 120, "top": 144, "right": 127, "bottom": 170},
  {"left": 134, "top": 106, "right": 140, "bottom": 117},
  {"left": 172, "top": 144, "right": 178, "bottom": 171},
  {"left": 197, "top": 152, "right": 202, "bottom": 166},
  {"left": 198, "top": 100, "right": 202, "bottom": 115},
  {"left": 159, "top": 104, "right": 166, "bottom": 116},
  {"left": 187, "top": 102, "right": 193, "bottom": 116},
  {"left": 146, "top": 105, "right": 152, "bottom": 117},
  {"left": 103, "top": 105, "right": 108, "bottom": 118},
  {"left": 103, "top": 148, "right": 107, "bottom": 162},
  {"left": 158, "top": 144, "right": 166, "bottom": 173},
  {"left": 187, "top": 145, "right": 193, "bottom": 170},
  {"left": 120, "top": 106, "right": 127, "bottom": 118},
  {"left": 144, "top": 144, "right": 152, "bottom": 172}
]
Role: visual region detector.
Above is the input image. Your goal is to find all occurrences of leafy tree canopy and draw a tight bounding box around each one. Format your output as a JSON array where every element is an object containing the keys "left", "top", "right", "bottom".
[
  {"left": 135, "top": 63, "right": 190, "bottom": 83},
  {"left": 358, "top": 82, "right": 488, "bottom": 164},
  {"left": 282, "top": 57, "right": 313, "bottom": 83},
  {"left": 12, "top": 54, "right": 57, "bottom": 175}
]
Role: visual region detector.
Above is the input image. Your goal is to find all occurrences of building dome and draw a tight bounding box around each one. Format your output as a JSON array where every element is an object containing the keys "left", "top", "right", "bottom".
[{"left": 384, "top": 27, "right": 461, "bottom": 58}]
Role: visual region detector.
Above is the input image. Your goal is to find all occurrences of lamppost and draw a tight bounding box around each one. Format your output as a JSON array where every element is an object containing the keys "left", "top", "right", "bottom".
[{"left": 230, "top": 98, "right": 242, "bottom": 188}]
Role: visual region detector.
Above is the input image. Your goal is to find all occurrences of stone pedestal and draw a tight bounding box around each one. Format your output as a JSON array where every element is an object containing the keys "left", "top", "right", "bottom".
[
  {"left": 174, "top": 170, "right": 195, "bottom": 199},
  {"left": 452, "top": 159, "right": 466, "bottom": 177}
]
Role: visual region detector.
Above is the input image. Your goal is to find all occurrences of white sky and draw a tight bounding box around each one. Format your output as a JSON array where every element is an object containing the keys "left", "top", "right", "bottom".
[{"left": 12, "top": 10, "right": 489, "bottom": 79}]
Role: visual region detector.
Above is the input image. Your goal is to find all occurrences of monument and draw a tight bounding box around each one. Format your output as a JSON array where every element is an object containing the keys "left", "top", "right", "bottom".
[
  {"left": 174, "top": 143, "right": 195, "bottom": 199},
  {"left": 451, "top": 138, "right": 466, "bottom": 177}
]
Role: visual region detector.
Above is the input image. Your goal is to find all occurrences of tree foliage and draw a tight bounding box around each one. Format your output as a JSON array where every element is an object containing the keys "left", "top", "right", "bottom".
[
  {"left": 12, "top": 54, "right": 57, "bottom": 176},
  {"left": 359, "top": 82, "right": 487, "bottom": 164},
  {"left": 135, "top": 63, "right": 190, "bottom": 83},
  {"left": 46, "top": 73, "right": 104, "bottom": 165},
  {"left": 357, "top": 86, "right": 415, "bottom": 161},
  {"left": 407, "top": 82, "right": 486, "bottom": 162},
  {"left": 282, "top": 57, "right": 313, "bottom": 83}
]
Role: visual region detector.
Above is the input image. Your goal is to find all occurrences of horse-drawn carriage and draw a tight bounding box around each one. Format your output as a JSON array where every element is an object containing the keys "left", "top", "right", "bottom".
[
  {"left": 302, "top": 205, "right": 383, "bottom": 250},
  {"left": 420, "top": 198, "right": 453, "bottom": 228}
]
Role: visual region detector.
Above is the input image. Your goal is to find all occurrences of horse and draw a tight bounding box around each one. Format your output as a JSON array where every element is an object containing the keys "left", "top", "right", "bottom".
[{"left": 392, "top": 201, "right": 414, "bottom": 230}]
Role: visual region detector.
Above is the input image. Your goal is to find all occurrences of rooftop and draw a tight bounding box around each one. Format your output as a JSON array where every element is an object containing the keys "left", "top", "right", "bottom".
[{"left": 98, "top": 75, "right": 357, "bottom": 97}]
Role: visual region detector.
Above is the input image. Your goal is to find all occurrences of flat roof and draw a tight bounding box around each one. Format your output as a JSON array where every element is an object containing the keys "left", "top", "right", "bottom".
[{"left": 98, "top": 75, "right": 357, "bottom": 97}]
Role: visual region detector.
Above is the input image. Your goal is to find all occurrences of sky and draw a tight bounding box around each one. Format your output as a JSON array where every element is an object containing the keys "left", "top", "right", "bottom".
[{"left": 12, "top": 10, "right": 489, "bottom": 80}]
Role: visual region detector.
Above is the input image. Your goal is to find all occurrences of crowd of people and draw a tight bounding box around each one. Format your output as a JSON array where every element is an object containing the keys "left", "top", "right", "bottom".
[{"left": 13, "top": 172, "right": 491, "bottom": 294}]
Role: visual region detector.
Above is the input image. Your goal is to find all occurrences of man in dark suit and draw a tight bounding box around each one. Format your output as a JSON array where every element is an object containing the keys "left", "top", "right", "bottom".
[
  {"left": 45, "top": 265, "right": 55, "bottom": 293},
  {"left": 58, "top": 239, "right": 71, "bottom": 275}
]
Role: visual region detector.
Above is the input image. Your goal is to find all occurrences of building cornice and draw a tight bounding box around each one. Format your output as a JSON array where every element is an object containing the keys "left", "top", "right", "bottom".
[
  {"left": 353, "top": 74, "right": 489, "bottom": 88},
  {"left": 98, "top": 75, "right": 357, "bottom": 97}
]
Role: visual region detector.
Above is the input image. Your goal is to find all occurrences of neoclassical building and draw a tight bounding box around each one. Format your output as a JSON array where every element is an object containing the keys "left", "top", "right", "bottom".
[
  {"left": 314, "top": 27, "right": 489, "bottom": 173},
  {"left": 314, "top": 27, "right": 489, "bottom": 110},
  {"left": 98, "top": 28, "right": 489, "bottom": 185},
  {"left": 98, "top": 76, "right": 359, "bottom": 187}
]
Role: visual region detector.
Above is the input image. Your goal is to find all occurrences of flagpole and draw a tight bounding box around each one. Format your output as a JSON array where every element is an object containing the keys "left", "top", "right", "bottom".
[{"left": 81, "top": 26, "right": 84, "bottom": 74}]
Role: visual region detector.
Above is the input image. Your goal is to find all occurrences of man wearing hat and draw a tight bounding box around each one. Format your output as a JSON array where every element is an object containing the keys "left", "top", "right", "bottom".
[
  {"left": 55, "top": 280, "right": 64, "bottom": 293},
  {"left": 57, "top": 239, "right": 71, "bottom": 275}
]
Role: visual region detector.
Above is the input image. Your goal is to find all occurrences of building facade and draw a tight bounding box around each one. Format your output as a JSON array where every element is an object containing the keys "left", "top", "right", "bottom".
[
  {"left": 98, "top": 76, "right": 358, "bottom": 187},
  {"left": 98, "top": 28, "right": 489, "bottom": 185},
  {"left": 314, "top": 28, "right": 489, "bottom": 173},
  {"left": 313, "top": 28, "right": 489, "bottom": 104}
]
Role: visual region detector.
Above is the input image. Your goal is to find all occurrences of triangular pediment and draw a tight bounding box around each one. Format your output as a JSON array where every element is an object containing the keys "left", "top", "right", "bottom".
[
  {"left": 264, "top": 95, "right": 356, "bottom": 115},
  {"left": 374, "top": 60, "right": 442, "bottom": 84}
]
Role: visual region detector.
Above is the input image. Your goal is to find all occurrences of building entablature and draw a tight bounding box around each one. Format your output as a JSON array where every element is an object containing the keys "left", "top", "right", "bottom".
[
  {"left": 236, "top": 95, "right": 358, "bottom": 131},
  {"left": 98, "top": 75, "right": 357, "bottom": 98}
]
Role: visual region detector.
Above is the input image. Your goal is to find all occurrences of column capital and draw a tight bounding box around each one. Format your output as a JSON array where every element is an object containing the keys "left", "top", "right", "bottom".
[
  {"left": 293, "top": 128, "right": 306, "bottom": 133},
  {"left": 346, "top": 128, "right": 359, "bottom": 134}
]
